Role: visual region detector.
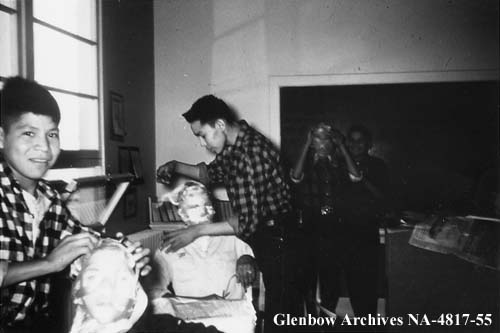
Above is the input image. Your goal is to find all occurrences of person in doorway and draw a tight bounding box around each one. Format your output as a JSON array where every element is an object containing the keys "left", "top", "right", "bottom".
[{"left": 290, "top": 123, "right": 389, "bottom": 318}]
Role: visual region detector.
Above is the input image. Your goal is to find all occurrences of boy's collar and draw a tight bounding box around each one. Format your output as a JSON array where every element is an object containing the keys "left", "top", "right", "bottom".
[
  {"left": 1, "top": 162, "right": 23, "bottom": 195},
  {"left": 221, "top": 120, "right": 248, "bottom": 155},
  {"left": 0, "top": 162, "right": 57, "bottom": 200}
]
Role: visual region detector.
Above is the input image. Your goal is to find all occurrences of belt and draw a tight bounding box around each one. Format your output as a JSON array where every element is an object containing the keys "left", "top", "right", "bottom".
[
  {"left": 263, "top": 211, "right": 292, "bottom": 227},
  {"left": 320, "top": 205, "right": 334, "bottom": 216},
  {"left": 251, "top": 219, "right": 285, "bottom": 244},
  {"left": 265, "top": 219, "right": 276, "bottom": 227}
]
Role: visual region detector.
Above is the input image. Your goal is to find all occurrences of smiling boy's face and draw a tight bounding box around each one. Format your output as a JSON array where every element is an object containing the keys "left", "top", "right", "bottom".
[{"left": 0, "top": 112, "right": 60, "bottom": 192}]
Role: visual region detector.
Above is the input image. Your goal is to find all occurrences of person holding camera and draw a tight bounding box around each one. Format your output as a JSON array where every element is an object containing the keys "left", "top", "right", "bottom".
[{"left": 290, "top": 123, "right": 389, "bottom": 318}]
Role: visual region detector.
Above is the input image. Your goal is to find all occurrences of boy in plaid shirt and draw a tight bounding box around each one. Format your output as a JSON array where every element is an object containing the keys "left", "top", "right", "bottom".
[
  {"left": 0, "top": 77, "right": 150, "bottom": 331},
  {"left": 157, "top": 95, "right": 297, "bottom": 331}
]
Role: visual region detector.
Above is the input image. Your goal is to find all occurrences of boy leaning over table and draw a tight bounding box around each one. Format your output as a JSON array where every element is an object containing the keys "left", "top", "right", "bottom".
[{"left": 0, "top": 77, "right": 150, "bottom": 332}]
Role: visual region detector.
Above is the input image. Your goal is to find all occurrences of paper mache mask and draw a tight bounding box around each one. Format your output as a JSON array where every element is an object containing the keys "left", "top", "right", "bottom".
[
  {"left": 70, "top": 238, "right": 147, "bottom": 333},
  {"left": 161, "top": 181, "right": 215, "bottom": 225}
]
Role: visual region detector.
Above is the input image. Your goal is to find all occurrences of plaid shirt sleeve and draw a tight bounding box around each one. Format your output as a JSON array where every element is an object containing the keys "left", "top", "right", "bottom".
[
  {"left": 40, "top": 193, "right": 99, "bottom": 243},
  {"left": 0, "top": 165, "right": 101, "bottom": 324},
  {"left": 205, "top": 157, "right": 226, "bottom": 184}
]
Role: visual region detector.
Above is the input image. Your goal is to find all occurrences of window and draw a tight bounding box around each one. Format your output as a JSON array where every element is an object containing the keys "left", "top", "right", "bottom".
[
  {"left": 0, "top": 0, "right": 103, "bottom": 179},
  {"left": 0, "top": 1, "right": 18, "bottom": 84}
]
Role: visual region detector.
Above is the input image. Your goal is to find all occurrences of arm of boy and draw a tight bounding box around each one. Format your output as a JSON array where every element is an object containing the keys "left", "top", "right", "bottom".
[
  {"left": 121, "top": 239, "right": 152, "bottom": 277},
  {"left": 162, "top": 219, "right": 236, "bottom": 253},
  {"left": 1, "top": 233, "right": 98, "bottom": 287},
  {"left": 156, "top": 160, "right": 203, "bottom": 185}
]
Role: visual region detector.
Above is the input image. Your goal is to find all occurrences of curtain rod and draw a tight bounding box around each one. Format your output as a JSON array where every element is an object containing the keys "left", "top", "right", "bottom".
[{"left": 49, "top": 173, "right": 135, "bottom": 188}]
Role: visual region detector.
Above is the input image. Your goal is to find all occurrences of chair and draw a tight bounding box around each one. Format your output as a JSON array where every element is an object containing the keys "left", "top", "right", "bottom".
[
  {"left": 147, "top": 196, "right": 267, "bottom": 331},
  {"left": 148, "top": 196, "right": 234, "bottom": 230}
]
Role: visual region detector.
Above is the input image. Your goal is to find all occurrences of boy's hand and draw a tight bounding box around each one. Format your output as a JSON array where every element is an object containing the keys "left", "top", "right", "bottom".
[
  {"left": 46, "top": 233, "right": 99, "bottom": 272},
  {"left": 330, "top": 129, "right": 345, "bottom": 146},
  {"left": 121, "top": 239, "right": 152, "bottom": 276},
  {"left": 156, "top": 160, "right": 177, "bottom": 185},
  {"left": 236, "top": 255, "right": 257, "bottom": 289},
  {"left": 161, "top": 224, "right": 201, "bottom": 252}
]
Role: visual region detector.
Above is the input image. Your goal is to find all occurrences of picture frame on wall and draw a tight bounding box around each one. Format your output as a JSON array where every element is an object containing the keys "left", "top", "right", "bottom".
[
  {"left": 129, "top": 147, "right": 144, "bottom": 181},
  {"left": 123, "top": 187, "right": 137, "bottom": 218},
  {"left": 118, "top": 146, "right": 144, "bottom": 184},
  {"left": 118, "top": 147, "right": 131, "bottom": 175},
  {"left": 110, "top": 91, "right": 126, "bottom": 141}
]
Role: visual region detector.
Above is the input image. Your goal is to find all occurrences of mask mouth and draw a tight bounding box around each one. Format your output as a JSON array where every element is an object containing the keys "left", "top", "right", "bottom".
[
  {"left": 85, "top": 297, "right": 136, "bottom": 320},
  {"left": 71, "top": 286, "right": 148, "bottom": 332},
  {"left": 315, "top": 151, "right": 330, "bottom": 158},
  {"left": 313, "top": 143, "right": 334, "bottom": 156}
]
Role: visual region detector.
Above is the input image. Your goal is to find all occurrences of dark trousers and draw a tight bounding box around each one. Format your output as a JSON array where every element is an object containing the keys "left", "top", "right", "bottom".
[
  {"left": 248, "top": 219, "right": 303, "bottom": 332},
  {"left": 284, "top": 221, "right": 318, "bottom": 316},
  {"left": 317, "top": 217, "right": 379, "bottom": 317}
]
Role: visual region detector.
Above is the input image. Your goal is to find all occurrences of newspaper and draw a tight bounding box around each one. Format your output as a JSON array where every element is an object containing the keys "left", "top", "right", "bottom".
[
  {"left": 409, "top": 215, "right": 499, "bottom": 270},
  {"left": 151, "top": 296, "right": 256, "bottom": 333},
  {"left": 152, "top": 295, "right": 255, "bottom": 319}
]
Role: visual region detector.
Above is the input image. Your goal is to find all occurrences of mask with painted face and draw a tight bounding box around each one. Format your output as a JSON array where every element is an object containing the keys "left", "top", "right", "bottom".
[
  {"left": 164, "top": 181, "right": 215, "bottom": 225},
  {"left": 311, "top": 123, "right": 335, "bottom": 159},
  {"left": 70, "top": 239, "right": 147, "bottom": 333}
]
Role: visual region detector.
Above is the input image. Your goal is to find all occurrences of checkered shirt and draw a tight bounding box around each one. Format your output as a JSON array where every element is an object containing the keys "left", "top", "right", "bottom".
[
  {"left": 0, "top": 162, "right": 90, "bottom": 325},
  {"left": 204, "top": 120, "right": 291, "bottom": 240}
]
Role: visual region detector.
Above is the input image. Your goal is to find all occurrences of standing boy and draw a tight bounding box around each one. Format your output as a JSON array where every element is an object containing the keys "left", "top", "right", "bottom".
[
  {"left": 157, "top": 95, "right": 296, "bottom": 331},
  {"left": 291, "top": 123, "right": 388, "bottom": 318}
]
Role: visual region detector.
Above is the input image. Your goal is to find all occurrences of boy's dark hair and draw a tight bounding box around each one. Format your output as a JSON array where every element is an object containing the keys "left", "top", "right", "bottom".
[
  {"left": 348, "top": 124, "right": 373, "bottom": 147},
  {"left": 182, "top": 95, "right": 237, "bottom": 125},
  {"left": 0, "top": 76, "right": 60, "bottom": 132}
]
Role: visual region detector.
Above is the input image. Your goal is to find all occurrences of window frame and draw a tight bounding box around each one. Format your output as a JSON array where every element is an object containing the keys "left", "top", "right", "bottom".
[
  {"left": 0, "top": 0, "right": 105, "bottom": 176},
  {"left": 0, "top": 1, "right": 20, "bottom": 83}
]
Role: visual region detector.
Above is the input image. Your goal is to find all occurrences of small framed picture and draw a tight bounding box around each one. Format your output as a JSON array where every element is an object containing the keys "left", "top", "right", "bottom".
[
  {"left": 110, "top": 91, "right": 126, "bottom": 141},
  {"left": 118, "top": 146, "right": 144, "bottom": 184},
  {"left": 118, "top": 147, "right": 131, "bottom": 174},
  {"left": 123, "top": 187, "right": 137, "bottom": 218},
  {"left": 129, "top": 147, "right": 144, "bottom": 182}
]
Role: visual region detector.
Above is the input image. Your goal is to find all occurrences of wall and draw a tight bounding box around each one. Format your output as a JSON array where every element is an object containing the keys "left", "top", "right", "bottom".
[
  {"left": 102, "top": 0, "right": 155, "bottom": 235},
  {"left": 154, "top": 0, "right": 499, "bottom": 197}
]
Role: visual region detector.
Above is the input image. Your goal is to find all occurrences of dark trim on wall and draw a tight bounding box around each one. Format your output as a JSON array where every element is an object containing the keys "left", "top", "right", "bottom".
[{"left": 52, "top": 150, "right": 101, "bottom": 169}]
